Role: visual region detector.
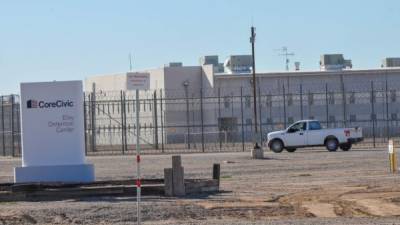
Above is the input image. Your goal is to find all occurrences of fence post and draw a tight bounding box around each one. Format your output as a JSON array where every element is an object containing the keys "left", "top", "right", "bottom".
[
  {"left": 300, "top": 83, "right": 303, "bottom": 120},
  {"left": 325, "top": 83, "right": 329, "bottom": 128},
  {"left": 200, "top": 88, "right": 205, "bottom": 152},
  {"left": 341, "top": 74, "right": 347, "bottom": 127},
  {"left": 83, "top": 93, "right": 88, "bottom": 155},
  {"left": 371, "top": 81, "right": 376, "bottom": 148},
  {"left": 240, "top": 87, "right": 245, "bottom": 152},
  {"left": 160, "top": 89, "right": 165, "bottom": 153},
  {"left": 230, "top": 93, "right": 234, "bottom": 147},
  {"left": 385, "top": 77, "right": 390, "bottom": 140},
  {"left": 153, "top": 91, "right": 159, "bottom": 150},
  {"left": 282, "top": 84, "right": 287, "bottom": 128},
  {"left": 184, "top": 87, "right": 190, "bottom": 150},
  {"left": 258, "top": 85, "right": 263, "bottom": 146},
  {"left": 1, "top": 96, "right": 5, "bottom": 156},
  {"left": 10, "top": 95, "right": 15, "bottom": 157},
  {"left": 16, "top": 97, "right": 21, "bottom": 156},
  {"left": 123, "top": 92, "right": 128, "bottom": 152},
  {"left": 218, "top": 87, "right": 222, "bottom": 150},
  {"left": 91, "top": 85, "right": 97, "bottom": 152},
  {"left": 120, "top": 90, "right": 125, "bottom": 155}
]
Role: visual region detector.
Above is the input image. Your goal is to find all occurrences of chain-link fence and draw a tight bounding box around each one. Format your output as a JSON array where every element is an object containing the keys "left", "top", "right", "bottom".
[
  {"left": 1, "top": 79, "right": 399, "bottom": 157},
  {"left": 0, "top": 95, "right": 21, "bottom": 157}
]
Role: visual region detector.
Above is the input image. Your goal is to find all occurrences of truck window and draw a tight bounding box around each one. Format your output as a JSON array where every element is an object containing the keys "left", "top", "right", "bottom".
[
  {"left": 288, "top": 122, "right": 306, "bottom": 133},
  {"left": 309, "top": 121, "right": 322, "bottom": 130}
]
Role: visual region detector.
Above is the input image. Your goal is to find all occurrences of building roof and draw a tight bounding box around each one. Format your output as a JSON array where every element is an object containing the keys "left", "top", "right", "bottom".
[{"left": 214, "top": 68, "right": 400, "bottom": 79}]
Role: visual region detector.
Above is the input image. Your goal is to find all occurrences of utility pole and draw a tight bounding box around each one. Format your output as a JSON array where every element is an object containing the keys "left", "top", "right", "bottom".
[
  {"left": 276, "top": 47, "right": 295, "bottom": 71},
  {"left": 250, "top": 26, "right": 261, "bottom": 155}
]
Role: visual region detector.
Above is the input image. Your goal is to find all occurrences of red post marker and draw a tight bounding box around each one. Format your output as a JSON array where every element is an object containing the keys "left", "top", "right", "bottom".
[
  {"left": 136, "top": 179, "right": 141, "bottom": 187},
  {"left": 136, "top": 155, "right": 141, "bottom": 163}
]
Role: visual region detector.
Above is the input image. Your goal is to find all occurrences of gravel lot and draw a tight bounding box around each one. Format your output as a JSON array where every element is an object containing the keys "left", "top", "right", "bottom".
[{"left": 1, "top": 148, "right": 400, "bottom": 224}]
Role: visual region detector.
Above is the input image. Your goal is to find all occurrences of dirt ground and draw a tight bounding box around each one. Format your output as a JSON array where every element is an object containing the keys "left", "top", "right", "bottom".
[{"left": 1, "top": 148, "right": 400, "bottom": 225}]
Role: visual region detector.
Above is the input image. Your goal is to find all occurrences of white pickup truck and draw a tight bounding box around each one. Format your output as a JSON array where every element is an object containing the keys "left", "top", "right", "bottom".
[{"left": 266, "top": 120, "right": 363, "bottom": 153}]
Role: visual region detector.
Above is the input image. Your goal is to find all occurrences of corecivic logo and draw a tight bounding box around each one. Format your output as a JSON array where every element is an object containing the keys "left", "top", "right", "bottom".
[{"left": 27, "top": 99, "right": 74, "bottom": 109}]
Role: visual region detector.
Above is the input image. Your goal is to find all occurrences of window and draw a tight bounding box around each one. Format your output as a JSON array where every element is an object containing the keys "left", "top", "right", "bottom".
[
  {"left": 309, "top": 116, "right": 315, "bottom": 120},
  {"left": 371, "top": 114, "right": 377, "bottom": 120},
  {"left": 349, "top": 92, "right": 356, "bottom": 104},
  {"left": 245, "top": 96, "right": 251, "bottom": 108},
  {"left": 308, "top": 93, "right": 314, "bottom": 105},
  {"left": 288, "top": 117, "right": 294, "bottom": 124},
  {"left": 329, "top": 115, "right": 336, "bottom": 123},
  {"left": 267, "top": 118, "right": 273, "bottom": 124},
  {"left": 287, "top": 93, "right": 293, "bottom": 106},
  {"left": 288, "top": 122, "right": 306, "bottom": 133},
  {"left": 309, "top": 121, "right": 322, "bottom": 130},
  {"left": 328, "top": 92, "right": 335, "bottom": 105},
  {"left": 350, "top": 114, "right": 356, "bottom": 122},
  {"left": 224, "top": 96, "right": 230, "bottom": 108},
  {"left": 391, "top": 113, "right": 398, "bottom": 120},
  {"left": 390, "top": 90, "right": 396, "bottom": 102}
]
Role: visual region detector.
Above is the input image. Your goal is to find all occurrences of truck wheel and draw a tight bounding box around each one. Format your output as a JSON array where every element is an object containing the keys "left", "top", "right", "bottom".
[
  {"left": 325, "top": 138, "right": 338, "bottom": 152},
  {"left": 340, "top": 143, "right": 352, "bottom": 151},
  {"left": 270, "top": 140, "right": 284, "bottom": 153},
  {"left": 286, "top": 148, "right": 297, "bottom": 153}
]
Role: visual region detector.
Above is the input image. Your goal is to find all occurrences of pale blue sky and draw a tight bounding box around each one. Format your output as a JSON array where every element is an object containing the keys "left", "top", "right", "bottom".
[{"left": 1, "top": 0, "right": 399, "bottom": 94}]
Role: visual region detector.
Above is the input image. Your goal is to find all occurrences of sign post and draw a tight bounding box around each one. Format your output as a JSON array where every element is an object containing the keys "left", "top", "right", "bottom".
[{"left": 127, "top": 73, "right": 150, "bottom": 225}]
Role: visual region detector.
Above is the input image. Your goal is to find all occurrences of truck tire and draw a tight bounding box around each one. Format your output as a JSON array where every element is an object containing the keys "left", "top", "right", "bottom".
[
  {"left": 286, "top": 148, "right": 297, "bottom": 153},
  {"left": 325, "top": 138, "right": 338, "bottom": 152},
  {"left": 270, "top": 139, "right": 284, "bottom": 153},
  {"left": 340, "top": 143, "right": 352, "bottom": 151}
]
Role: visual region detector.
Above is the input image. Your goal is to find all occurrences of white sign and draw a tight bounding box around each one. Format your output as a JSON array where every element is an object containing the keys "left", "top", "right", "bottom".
[
  {"left": 20, "top": 81, "right": 85, "bottom": 166},
  {"left": 388, "top": 139, "right": 394, "bottom": 154},
  {"left": 127, "top": 72, "right": 150, "bottom": 90}
]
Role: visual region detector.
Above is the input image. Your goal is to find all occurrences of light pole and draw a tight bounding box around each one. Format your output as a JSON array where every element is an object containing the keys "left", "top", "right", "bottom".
[
  {"left": 250, "top": 26, "right": 261, "bottom": 152},
  {"left": 183, "top": 80, "right": 190, "bottom": 149}
]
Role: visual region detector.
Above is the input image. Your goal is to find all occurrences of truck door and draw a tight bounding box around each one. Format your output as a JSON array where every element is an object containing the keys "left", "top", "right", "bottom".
[
  {"left": 284, "top": 122, "right": 307, "bottom": 147},
  {"left": 306, "top": 121, "right": 324, "bottom": 145}
]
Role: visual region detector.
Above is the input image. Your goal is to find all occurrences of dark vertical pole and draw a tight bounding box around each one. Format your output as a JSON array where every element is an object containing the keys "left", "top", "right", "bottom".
[
  {"left": 250, "top": 26, "right": 259, "bottom": 148},
  {"left": 325, "top": 83, "right": 329, "bottom": 128},
  {"left": 123, "top": 92, "right": 128, "bottom": 152},
  {"left": 258, "top": 85, "right": 263, "bottom": 143},
  {"left": 300, "top": 83, "right": 303, "bottom": 120},
  {"left": 153, "top": 91, "right": 159, "bottom": 150},
  {"left": 83, "top": 93, "right": 88, "bottom": 155},
  {"left": 11, "top": 95, "right": 15, "bottom": 157},
  {"left": 191, "top": 93, "right": 196, "bottom": 148},
  {"left": 120, "top": 91, "right": 125, "bottom": 154},
  {"left": 1, "top": 96, "right": 5, "bottom": 156},
  {"left": 184, "top": 86, "right": 190, "bottom": 149},
  {"left": 240, "top": 87, "right": 245, "bottom": 152},
  {"left": 200, "top": 88, "right": 205, "bottom": 152},
  {"left": 218, "top": 87, "right": 222, "bottom": 150},
  {"left": 160, "top": 90, "right": 165, "bottom": 153},
  {"left": 91, "top": 84, "right": 96, "bottom": 152},
  {"left": 213, "top": 163, "right": 220, "bottom": 186},
  {"left": 341, "top": 74, "right": 346, "bottom": 127},
  {"left": 385, "top": 77, "right": 390, "bottom": 139},
  {"left": 230, "top": 93, "right": 234, "bottom": 146},
  {"left": 282, "top": 84, "right": 287, "bottom": 128},
  {"left": 371, "top": 81, "right": 376, "bottom": 148}
]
